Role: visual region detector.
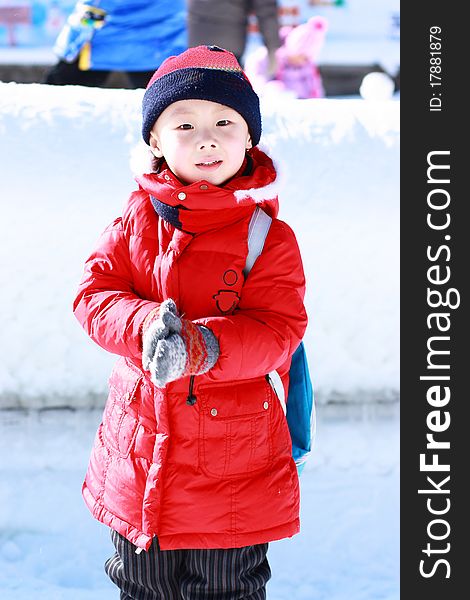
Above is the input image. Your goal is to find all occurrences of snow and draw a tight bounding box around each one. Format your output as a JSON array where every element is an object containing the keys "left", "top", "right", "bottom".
[
  {"left": 0, "top": 407, "right": 399, "bottom": 599},
  {"left": 0, "top": 82, "right": 399, "bottom": 408}
]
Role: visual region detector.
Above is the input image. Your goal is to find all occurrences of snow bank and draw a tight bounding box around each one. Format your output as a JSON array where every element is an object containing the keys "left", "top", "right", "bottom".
[{"left": 0, "top": 82, "right": 399, "bottom": 408}]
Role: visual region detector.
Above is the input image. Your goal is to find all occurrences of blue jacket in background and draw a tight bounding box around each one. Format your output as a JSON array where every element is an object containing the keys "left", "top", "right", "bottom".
[{"left": 60, "top": 0, "right": 187, "bottom": 71}]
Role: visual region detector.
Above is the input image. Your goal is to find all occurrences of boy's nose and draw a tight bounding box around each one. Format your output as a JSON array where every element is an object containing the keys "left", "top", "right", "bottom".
[
  {"left": 197, "top": 129, "right": 218, "bottom": 150},
  {"left": 199, "top": 142, "right": 217, "bottom": 150}
]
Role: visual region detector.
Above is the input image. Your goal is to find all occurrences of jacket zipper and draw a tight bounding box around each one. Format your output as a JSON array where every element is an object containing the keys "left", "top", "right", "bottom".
[{"left": 186, "top": 375, "right": 197, "bottom": 405}]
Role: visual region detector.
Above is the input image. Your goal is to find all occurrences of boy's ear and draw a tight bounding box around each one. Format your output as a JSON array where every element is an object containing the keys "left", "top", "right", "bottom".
[
  {"left": 149, "top": 132, "right": 164, "bottom": 158},
  {"left": 246, "top": 134, "right": 253, "bottom": 150}
]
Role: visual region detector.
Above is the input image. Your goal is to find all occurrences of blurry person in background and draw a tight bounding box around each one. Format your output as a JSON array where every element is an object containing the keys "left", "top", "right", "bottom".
[
  {"left": 188, "top": 0, "right": 280, "bottom": 76},
  {"left": 245, "top": 16, "right": 328, "bottom": 99},
  {"left": 43, "top": 0, "right": 187, "bottom": 88}
]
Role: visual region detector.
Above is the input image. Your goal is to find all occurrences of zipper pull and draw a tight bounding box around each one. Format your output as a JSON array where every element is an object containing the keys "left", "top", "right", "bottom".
[{"left": 186, "top": 375, "right": 197, "bottom": 405}]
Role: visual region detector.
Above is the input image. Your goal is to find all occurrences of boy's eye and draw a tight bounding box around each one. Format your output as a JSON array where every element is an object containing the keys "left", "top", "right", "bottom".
[
  {"left": 216, "top": 119, "right": 230, "bottom": 126},
  {"left": 178, "top": 123, "right": 193, "bottom": 130}
]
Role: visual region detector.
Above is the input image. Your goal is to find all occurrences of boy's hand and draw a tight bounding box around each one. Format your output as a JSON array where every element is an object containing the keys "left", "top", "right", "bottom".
[
  {"left": 148, "top": 322, "right": 219, "bottom": 388},
  {"left": 147, "top": 333, "right": 187, "bottom": 387},
  {"left": 141, "top": 299, "right": 181, "bottom": 371}
]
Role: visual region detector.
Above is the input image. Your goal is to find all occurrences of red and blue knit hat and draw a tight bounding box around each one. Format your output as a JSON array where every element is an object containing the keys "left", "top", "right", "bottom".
[{"left": 142, "top": 45, "right": 262, "bottom": 146}]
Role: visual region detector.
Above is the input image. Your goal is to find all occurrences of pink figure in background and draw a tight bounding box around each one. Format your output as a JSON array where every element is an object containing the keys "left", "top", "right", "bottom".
[{"left": 245, "top": 16, "right": 328, "bottom": 99}]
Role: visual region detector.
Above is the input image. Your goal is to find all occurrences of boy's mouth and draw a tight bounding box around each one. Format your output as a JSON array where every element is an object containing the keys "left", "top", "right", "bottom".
[{"left": 196, "top": 159, "right": 222, "bottom": 169}]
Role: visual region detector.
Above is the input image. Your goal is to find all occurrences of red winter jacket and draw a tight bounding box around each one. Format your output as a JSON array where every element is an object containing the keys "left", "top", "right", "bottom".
[{"left": 73, "top": 147, "right": 307, "bottom": 551}]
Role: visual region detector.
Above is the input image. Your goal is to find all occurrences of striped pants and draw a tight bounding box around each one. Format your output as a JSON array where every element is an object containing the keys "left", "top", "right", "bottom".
[{"left": 105, "top": 530, "right": 271, "bottom": 600}]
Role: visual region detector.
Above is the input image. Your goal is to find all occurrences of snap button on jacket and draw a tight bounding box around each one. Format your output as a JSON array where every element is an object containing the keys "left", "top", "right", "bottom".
[{"left": 73, "top": 148, "right": 308, "bottom": 551}]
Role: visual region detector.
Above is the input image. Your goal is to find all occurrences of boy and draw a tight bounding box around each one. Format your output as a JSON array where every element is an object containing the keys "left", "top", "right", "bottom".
[{"left": 74, "top": 45, "right": 307, "bottom": 599}]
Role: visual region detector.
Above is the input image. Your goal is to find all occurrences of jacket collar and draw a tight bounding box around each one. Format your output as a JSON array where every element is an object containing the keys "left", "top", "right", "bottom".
[{"left": 134, "top": 147, "right": 280, "bottom": 234}]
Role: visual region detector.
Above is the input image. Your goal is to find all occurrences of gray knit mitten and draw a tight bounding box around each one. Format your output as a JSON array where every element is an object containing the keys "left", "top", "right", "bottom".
[
  {"left": 148, "top": 322, "right": 219, "bottom": 388},
  {"left": 141, "top": 299, "right": 181, "bottom": 371}
]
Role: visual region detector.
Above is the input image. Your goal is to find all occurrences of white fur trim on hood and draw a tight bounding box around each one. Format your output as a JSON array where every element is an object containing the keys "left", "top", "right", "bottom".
[
  {"left": 130, "top": 140, "right": 157, "bottom": 177},
  {"left": 234, "top": 143, "right": 286, "bottom": 204}
]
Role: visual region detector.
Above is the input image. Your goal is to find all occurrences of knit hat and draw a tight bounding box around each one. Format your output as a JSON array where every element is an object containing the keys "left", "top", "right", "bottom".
[{"left": 142, "top": 45, "right": 261, "bottom": 146}]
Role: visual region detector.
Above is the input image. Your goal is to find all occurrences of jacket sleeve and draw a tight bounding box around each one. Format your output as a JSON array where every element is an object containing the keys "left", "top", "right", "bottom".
[
  {"left": 73, "top": 217, "right": 159, "bottom": 360},
  {"left": 197, "top": 219, "right": 307, "bottom": 381}
]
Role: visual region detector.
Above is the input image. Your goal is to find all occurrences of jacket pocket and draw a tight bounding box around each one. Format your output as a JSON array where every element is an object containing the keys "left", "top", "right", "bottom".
[
  {"left": 102, "top": 360, "right": 143, "bottom": 459},
  {"left": 199, "top": 377, "right": 274, "bottom": 478}
]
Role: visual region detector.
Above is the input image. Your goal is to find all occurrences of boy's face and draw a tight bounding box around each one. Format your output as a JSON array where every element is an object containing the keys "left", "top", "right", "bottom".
[{"left": 149, "top": 99, "right": 252, "bottom": 186}]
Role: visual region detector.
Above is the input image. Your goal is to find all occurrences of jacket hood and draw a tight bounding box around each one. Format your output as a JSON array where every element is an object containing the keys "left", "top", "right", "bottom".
[{"left": 133, "top": 147, "right": 280, "bottom": 231}]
